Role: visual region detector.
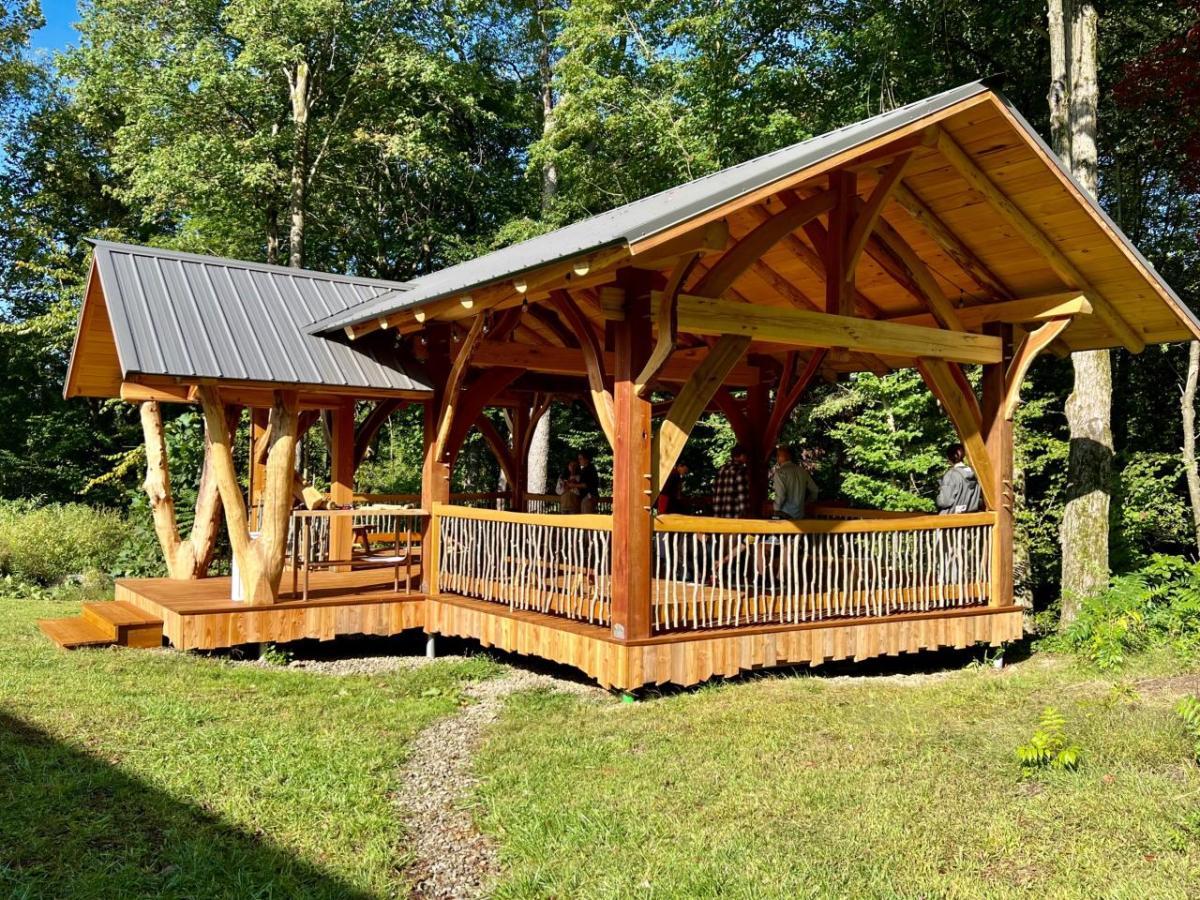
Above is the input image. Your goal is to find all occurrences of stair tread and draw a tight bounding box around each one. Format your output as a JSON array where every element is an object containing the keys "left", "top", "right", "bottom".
[
  {"left": 82, "top": 601, "right": 162, "bottom": 628},
  {"left": 38, "top": 617, "right": 113, "bottom": 649}
]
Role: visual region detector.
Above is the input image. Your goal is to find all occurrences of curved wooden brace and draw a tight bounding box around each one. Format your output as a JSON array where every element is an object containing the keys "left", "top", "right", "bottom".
[
  {"left": 353, "top": 399, "right": 406, "bottom": 469},
  {"left": 432, "top": 314, "right": 488, "bottom": 462},
  {"left": 657, "top": 335, "right": 752, "bottom": 487},
  {"left": 763, "top": 349, "right": 827, "bottom": 456},
  {"left": 445, "top": 367, "right": 525, "bottom": 466},
  {"left": 691, "top": 189, "right": 836, "bottom": 299},
  {"left": 917, "top": 358, "right": 997, "bottom": 510},
  {"left": 474, "top": 414, "right": 518, "bottom": 489},
  {"left": 634, "top": 251, "right": 700, "bottom": 397},
  {"left": 845, "top": 152, "right": 914, "bottom": 275},
  {"left": 1003, "top": 318, "right": 1072, "bottom": 420},
  {"left": 550, "top": 289, "right": 616, "bottom": 449}
]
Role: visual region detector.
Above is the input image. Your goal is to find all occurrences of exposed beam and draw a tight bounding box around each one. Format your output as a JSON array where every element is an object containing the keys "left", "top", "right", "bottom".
[
  {"left": 629, "top": 219, "right": 729, "bottom": 270},
  {"left": 890, "top": 292, "right": 1092, "bottom": 330},
  {"left": 934, "top": 128, "right": 1143, "bottom": 353},
  {"left": 662, "top": 293, "right": 1002, "bottom": 365},
  {"left": 469, "top": 340, "right": 760, "bottom": 387},
  {"left": 867, "top": 208, "right": 965, "bottom": 331}
]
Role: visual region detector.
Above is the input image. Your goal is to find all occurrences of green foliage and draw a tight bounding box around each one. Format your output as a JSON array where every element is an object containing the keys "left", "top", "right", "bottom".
[
  {"left": 1178, "top": 695, "right": 1200, "bottom": 764},
  {"left": 1114, "top": 452, "right": 1193, "bottom": 565},
  {"left": 0, "top": 499, "right": 127, "bottom": 585},
  {"left": 1046, "top": 555, "right": 1200, "bottom": 668},
  {"left": 1015, "top": 707, "right": 1082, "bottom": 775}
]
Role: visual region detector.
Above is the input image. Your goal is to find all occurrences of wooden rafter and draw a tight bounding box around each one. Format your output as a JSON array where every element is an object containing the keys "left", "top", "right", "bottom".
[
  {"left": 867, "top": 208, "right": 965, "bottom": 331},
  {"left": 1003, "top": 318, "right": 1072, "bottom": 420},
  {"left": 889, "top": 292, "right": 1092, "bottom": 330},
  {"left": 551, "top": 289, "right": 616, "bottom": 449},
  {"left": 933, "top": 127, "right": 1143, "bottom": 353},
  {"left": 916, "top": 358, "right": 997, "bottom": 510},
  {"left": 845, "top": 153, "right": 914, "bottom": 275}
]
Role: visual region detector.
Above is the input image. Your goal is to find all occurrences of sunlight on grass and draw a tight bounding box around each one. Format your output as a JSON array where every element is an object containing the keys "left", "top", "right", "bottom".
[
  {"left": 0, "top": 597, "right": 503, "bottom": 897},
  {"left": 477, "top": 656, "right": 1200, "bottom": 898}
]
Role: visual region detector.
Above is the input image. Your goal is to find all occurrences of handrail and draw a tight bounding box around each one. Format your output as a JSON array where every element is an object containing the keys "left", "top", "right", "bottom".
[
  {"left": 808, "top": 502, "right": 927, "bottom": 520},
  {"left": 433, "top": 501, "right": 613, "bottom": 531},
  {"left": 347, "top": 491, "right": 510, "bottom": 506},
  {"left": 293, "top": 505, "right": 430, "bottom": 518},
  {"left": 653, "top": 511, "right": 995, "bottom": 535}
]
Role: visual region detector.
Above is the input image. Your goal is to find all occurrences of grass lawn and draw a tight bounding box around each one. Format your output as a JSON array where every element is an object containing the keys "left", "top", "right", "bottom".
[
  {"left": 0, "top": 596, "right": 502, "bottom": 898},
  {"left": 477, "top": 653, "right": 1200, "bottom": 898}
]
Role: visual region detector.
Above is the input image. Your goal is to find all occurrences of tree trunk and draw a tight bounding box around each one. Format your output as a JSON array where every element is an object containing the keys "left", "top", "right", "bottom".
[
  {"left": 288, "top": 60, "right": 310, "bottom": 269},
  {"left": 1183, "top": 342, "right": 1200, "bottom": 552},
  {"left": 1050, "top": 0, "right": 1113, "bottom": 624},
  {"left": 199, "top": 386, "right": 299, "bottom": 604},
  {"left": 139, "top": 401, "right": 227, "bottom": 579}
]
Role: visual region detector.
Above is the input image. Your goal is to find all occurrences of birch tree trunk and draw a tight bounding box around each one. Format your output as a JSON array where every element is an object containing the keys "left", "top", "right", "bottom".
[
  {"left": 1050, "top": 0, "right": 1113, "bottom": 625},
  {"left": 1182, "top": 342, "right": 1200, "bottom": 552}
]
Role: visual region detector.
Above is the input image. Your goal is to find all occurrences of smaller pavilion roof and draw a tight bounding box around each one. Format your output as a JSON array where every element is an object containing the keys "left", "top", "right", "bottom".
[{"left": 64, "top": 241, "right": 433, "bottom": 400}]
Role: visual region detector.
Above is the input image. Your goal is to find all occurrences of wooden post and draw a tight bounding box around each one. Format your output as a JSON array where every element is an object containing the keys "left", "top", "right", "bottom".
[
  {"left": 511, "top": 403, "right": 530, "bottom": 511},
  {"left": 982, "top": 323, "right": 1014, "bottom": 607},
  {"left": 421, "top": 399, "right": 450, "bottom": 593},
  {"left": 248, "top": 408, "right": 269, "bottom": 526},
  {"left": 329, "top": 399, "right": 355, "bottom": 569},
  {"left": 610, "top": 271, "right": 654, "bottom": 641}
]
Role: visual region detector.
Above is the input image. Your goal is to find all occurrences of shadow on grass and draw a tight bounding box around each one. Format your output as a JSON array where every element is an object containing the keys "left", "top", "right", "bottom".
[{"left": 0, "top": 711, "right": 372, "bottom": 899}]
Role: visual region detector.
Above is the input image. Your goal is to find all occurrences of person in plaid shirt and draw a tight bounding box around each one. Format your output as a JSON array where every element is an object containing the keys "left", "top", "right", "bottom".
[{"left": 712, "top": 444, "right": 752, "bottom": 518}]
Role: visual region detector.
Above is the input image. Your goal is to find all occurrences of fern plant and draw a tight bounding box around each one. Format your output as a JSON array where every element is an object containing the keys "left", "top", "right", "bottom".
[
  {"left": 1016, "top": 707, "right": 1082, "bottom": 775},
  {"left": 1178, "top": 695, "right": 1200, "bottom": 764}
]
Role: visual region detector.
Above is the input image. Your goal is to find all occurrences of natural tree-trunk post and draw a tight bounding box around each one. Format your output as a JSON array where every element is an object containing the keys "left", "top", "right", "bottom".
[
  {"left": 139, "top": 400, "right": 226, "bottom": 580},
  {"left": 329, "top": 399, "right": 356, "bottom": 570},
  {"left": 610, "top": 270, "right": 654, "bottom": 642},
  {"left": 982, "top": 324, "right": 1015, "bottom": 608},
  {"left": 199, "top": 386, "right": 299, "bottom": 604},
  {"left": 1182, "top": 342, "right": 1200, "bottom": 552},
  {"left": 1050, "top": 0, "right": 1113, "bottom": 623}
]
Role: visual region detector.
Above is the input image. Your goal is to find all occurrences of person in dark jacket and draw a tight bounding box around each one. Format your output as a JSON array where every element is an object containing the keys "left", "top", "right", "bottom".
[
  {"left": 576, "top": 450, "right": 600, "bottom": 513},
  {"left": 936, "top": 443, "right": 983, "bottom": 514}
]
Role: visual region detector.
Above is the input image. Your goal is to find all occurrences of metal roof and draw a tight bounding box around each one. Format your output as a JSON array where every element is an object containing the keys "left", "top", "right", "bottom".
[
  {"left": 308, "top": 80, "right": 998, "bottom": 334},
  {"left": 87, "top": 240, "right": 432, "bottom": 394}
]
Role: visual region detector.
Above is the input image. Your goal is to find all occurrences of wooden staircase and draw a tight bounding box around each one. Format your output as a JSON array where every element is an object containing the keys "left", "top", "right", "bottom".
[{"left": 38, "top": 601, "right": 163, "bottom": 650}]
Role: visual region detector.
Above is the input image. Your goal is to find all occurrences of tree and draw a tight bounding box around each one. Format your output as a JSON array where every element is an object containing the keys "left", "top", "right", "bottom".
[{"left": 1048, "top": 0, "right": 1113, "bottom": 624}]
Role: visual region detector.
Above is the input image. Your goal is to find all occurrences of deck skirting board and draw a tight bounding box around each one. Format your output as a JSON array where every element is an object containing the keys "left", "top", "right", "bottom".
[{"left": 427, "top": 594, "right": 1023, "bottom": 690}]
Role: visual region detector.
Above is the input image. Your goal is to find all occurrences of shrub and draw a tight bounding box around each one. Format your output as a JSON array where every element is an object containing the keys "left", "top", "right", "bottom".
[
  {"left": 1044, "top": 554, "right": 1200, "bottom": 668},
  {"left": 0, "top": 499, "right": 128, "bottom": 585},
  {"left": 1015, "top": 707, "right": 1081, "bottom": 775},
  {"left": 1179, "top": 696, "right": 1200, "bottom": 764}
]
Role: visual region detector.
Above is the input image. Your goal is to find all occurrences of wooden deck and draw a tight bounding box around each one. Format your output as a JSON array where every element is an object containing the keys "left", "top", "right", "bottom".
[
  {"left": 117, "top": 569, "right": 425, "bottom": 650},
  {"left": 427, "top": 593, "right": 1024, "bottom": 690}
]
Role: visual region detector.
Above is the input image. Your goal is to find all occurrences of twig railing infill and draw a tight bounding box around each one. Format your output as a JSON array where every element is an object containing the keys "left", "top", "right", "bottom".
[
  {"left": 651, "top": 512, "right": 995, "bottom": 632},
  {"left": 435, "top": 504, "right": 613, "bottom": 625}
]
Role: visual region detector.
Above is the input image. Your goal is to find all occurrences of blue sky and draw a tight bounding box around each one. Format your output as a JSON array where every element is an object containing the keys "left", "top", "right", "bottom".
[{"left": 30, "top": 0, "right": 79, "bottom": 55}]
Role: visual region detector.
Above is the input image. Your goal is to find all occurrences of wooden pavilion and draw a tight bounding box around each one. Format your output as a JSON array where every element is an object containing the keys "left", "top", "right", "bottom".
[{"left": 46, "top": 81, "right": 1199, "bottom": 689}]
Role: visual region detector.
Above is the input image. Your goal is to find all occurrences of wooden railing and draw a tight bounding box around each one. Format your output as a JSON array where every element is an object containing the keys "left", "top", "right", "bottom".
[
  {"left": 650, "top": 512, "right": 995, "bottom": 632},
  {"left": 287, "top": 506, "right": 427, "bottom": 600},
  {"left": 522, "top": 493, "right": 613, "bottom": 514},
  {"left": 352, "top": 491, "right": 511, "bottom": 510},
  {"left": 433, "top": 503, "right": 613, "bottom": 625},
  {"left": 808, "top": 502, "right": 928, "bottom": 520}
]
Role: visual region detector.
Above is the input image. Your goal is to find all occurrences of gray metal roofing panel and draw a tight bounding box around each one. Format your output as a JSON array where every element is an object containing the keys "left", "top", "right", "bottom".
[
  {"left": 308, "top": 80, "right": 995, "bottom": 334},
  {"left": 90, "top": 240, "right": 432, "bottom": 394}
]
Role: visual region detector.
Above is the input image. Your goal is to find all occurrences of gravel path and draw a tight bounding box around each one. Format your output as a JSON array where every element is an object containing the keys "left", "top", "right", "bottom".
[{"left": 397, "top": 666, "right": 604, "bottom": 899}]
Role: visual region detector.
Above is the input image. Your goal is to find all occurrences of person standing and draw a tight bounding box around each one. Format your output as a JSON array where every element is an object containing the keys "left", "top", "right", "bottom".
[
  {"left": 556, "top": 459, "right": 582, "bottom": 513},
  {"left": 576, "top": 450, "right": 600, "bottom": 514},
  {"left": 712, "top": 444, "right": 752, "bottom": 519},
  {"left": 936, "top": 443, "right": 983, "bottom": 514},
  {"left": 771, "top": 445, "right": 818, "bottom": 520},
  {"left": 657, "top": 463, "right": 689, "bottom": 514}
]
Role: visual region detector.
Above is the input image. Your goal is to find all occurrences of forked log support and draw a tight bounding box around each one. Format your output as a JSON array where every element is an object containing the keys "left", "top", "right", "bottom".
[{"left": 199, "top": 386, "right": 299, "bottom": 605}]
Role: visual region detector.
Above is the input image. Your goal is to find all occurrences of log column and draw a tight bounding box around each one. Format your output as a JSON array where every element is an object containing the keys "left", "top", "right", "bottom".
[
  {"left": 610, "top": 271, "right": 654, "bottom": 641},
  {"left": 329, "top": 399, "right": 356, "bottom": 569},
  {"left": 982, "top": 323, "right": 1015, "bottom": 607}
]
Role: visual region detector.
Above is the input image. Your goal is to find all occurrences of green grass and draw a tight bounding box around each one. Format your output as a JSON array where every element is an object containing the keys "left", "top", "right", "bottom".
[
  {"left": 477, "top": 655, "right": 1200, "bottom": 898},
  {"left": 0, "top": 597, "right": 503, "bottom": 898}
]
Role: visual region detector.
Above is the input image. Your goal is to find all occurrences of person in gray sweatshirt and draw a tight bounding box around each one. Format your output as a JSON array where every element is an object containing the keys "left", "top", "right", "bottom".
[
  {"left": 771, "top": 445, "right": 819, "bottom": 519},
  {"left": 936, "top": 443, "right": 983, "bottom": 514}
]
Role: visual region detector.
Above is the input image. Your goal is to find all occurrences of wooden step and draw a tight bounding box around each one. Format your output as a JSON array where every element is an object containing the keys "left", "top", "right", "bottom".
[
  {"left": 82, "top": 601, "right": 163, "bottom": 649},
  {"left": 38, "top": 616, "right": 113, "bottom": 649}
]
